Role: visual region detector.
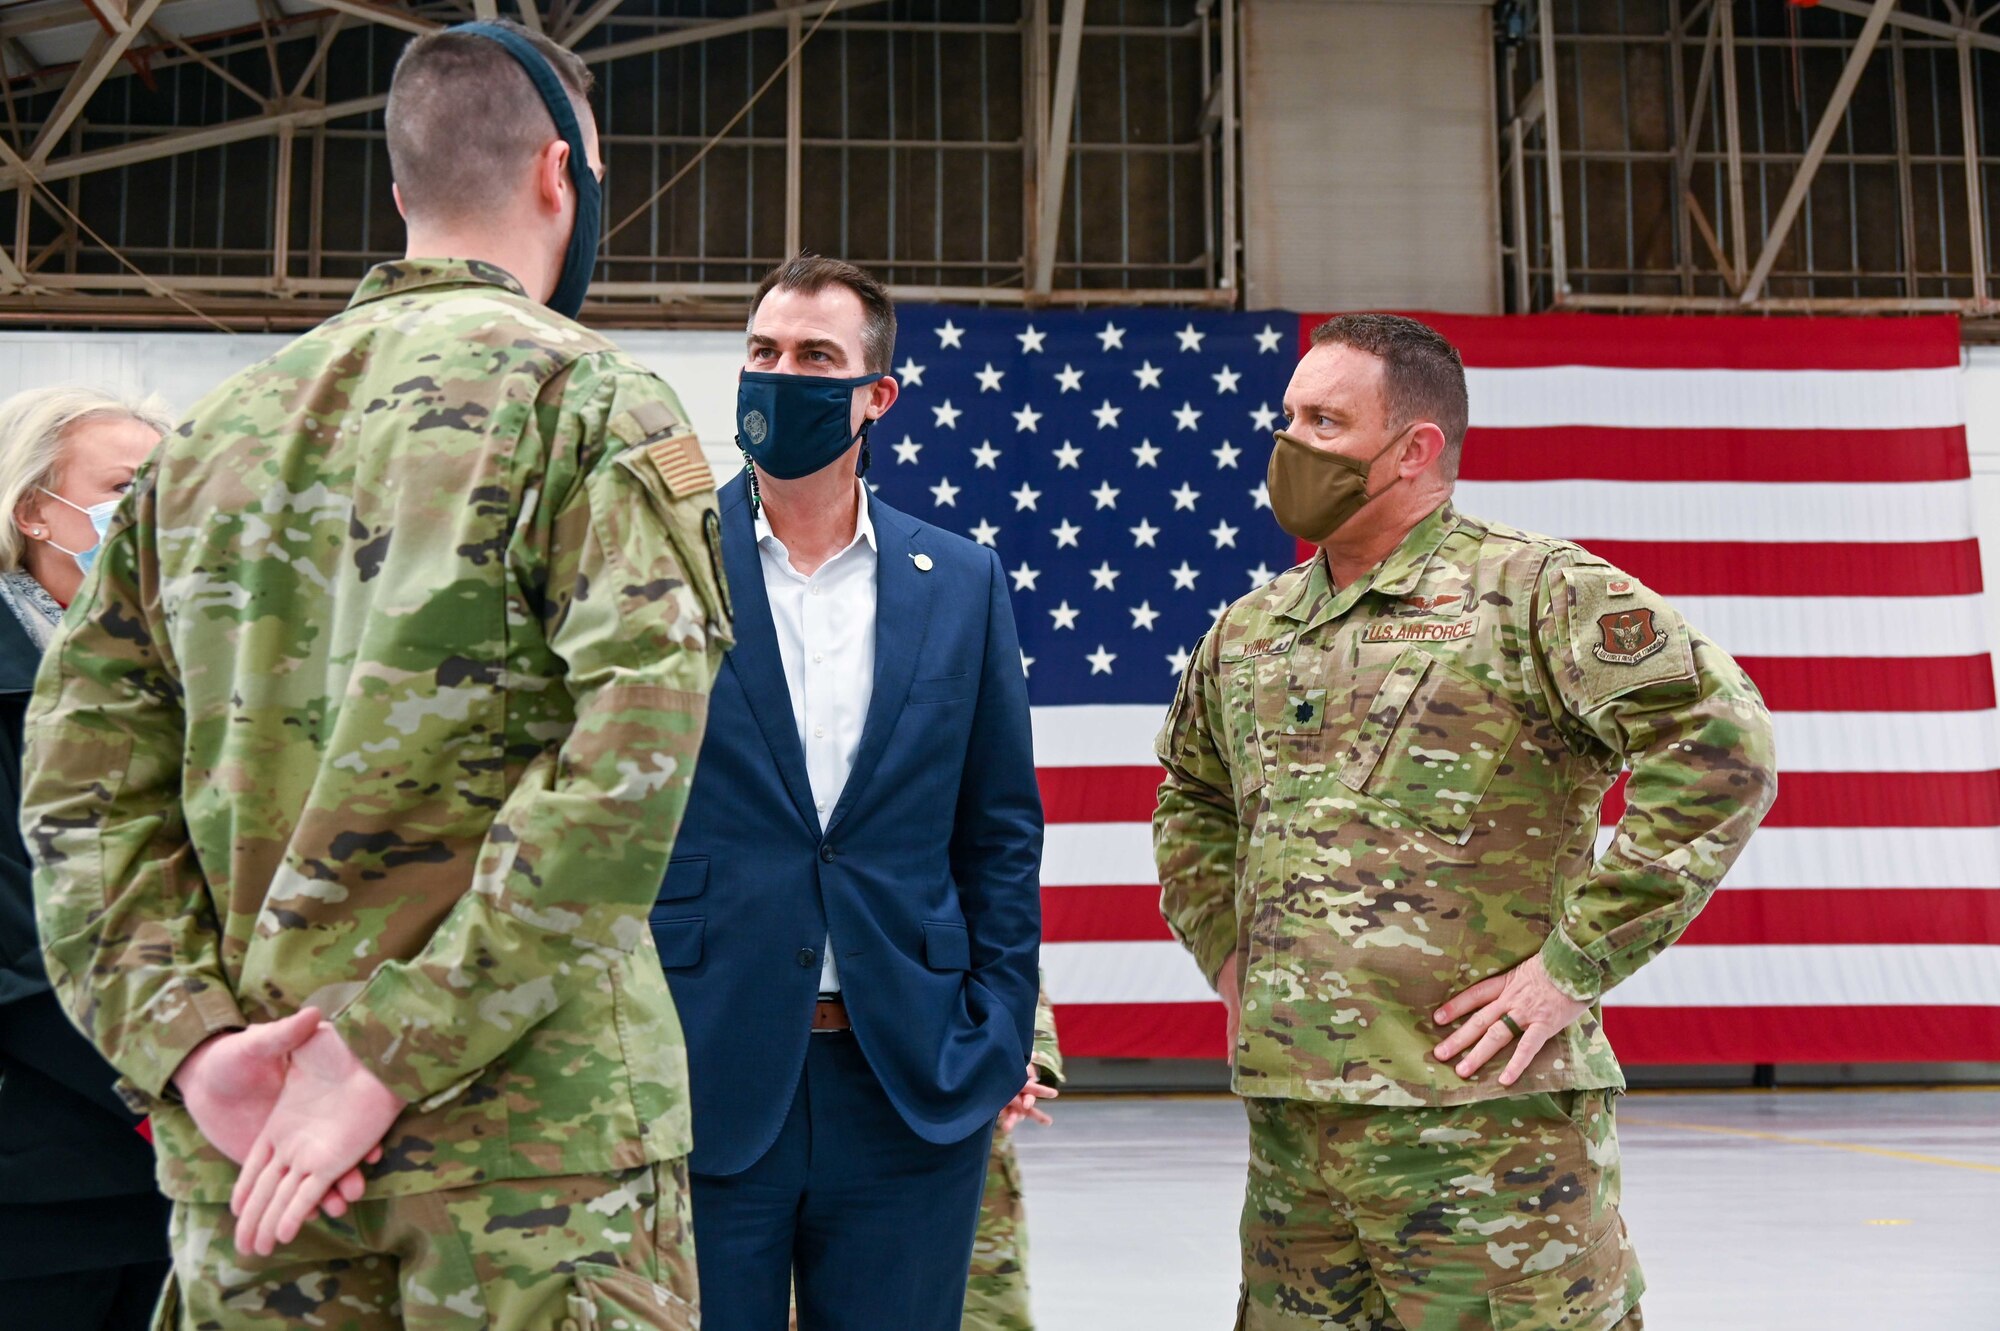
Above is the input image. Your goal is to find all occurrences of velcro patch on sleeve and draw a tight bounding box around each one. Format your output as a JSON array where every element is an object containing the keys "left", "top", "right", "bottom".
[
  {"left": 1561, "top": 564, "right": 1696, "bottom": 709},
  {"left": 646, "top": 430, "right": 714, "bottom": 498}
]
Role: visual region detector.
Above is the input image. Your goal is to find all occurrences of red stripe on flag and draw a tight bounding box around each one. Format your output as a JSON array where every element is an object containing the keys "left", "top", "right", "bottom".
[
  {"left": 1605, "top": 1005, "right": 2000, "bottom": 1064},
  {"left": 1736, "top": 656, "right": 1996, "bottom": 712},
  {"left": 1044, "top": 884, "right": 1173, "bottom": 942},
  {"left": 1045, "top": 766, "right": 2000, "bottom": 829},
  {"left": 1296, "top": 312, "right": 1963, "bottom": 370},
  {"left": 1605, "top": 770, "right": 2000, "bottom": 829},
  {"left": 1042, "top": 885, "right": 2000, "bottom": 947},
  {"left": 1561, "top": 540, "right": 1983, "bottom": 598},
  {"left": 1459, "top": 426, "right": 1971, "bottom": 484},
  {"left": 1683, "top": 888, "right": 2000, "bottom": 946},
  {"left": 1054, "top": 1001, "right": 2000, "bottom": 1062}
]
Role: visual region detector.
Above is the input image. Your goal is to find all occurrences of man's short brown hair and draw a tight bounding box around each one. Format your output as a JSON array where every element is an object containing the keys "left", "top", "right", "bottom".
[
  {"left": 1309, "top": 313, "right": 1470, "bottom": 480},
  {"left": 750, "top": 254, "right": 898, "bottom": 374},
  {"left": 386, "top": 19, "right": 593, "bottom": 227}
]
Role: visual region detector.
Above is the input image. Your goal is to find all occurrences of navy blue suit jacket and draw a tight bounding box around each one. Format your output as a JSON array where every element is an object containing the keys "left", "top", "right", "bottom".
[{"left": 654, "top": 476, "right": 1043, "bottom": 1177}]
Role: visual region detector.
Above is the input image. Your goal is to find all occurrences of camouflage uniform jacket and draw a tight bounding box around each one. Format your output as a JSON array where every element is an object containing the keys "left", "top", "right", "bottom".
[
  {"left": 1154, "top": 501, "right": 1776, "bottom": 1106},
  {"left": 1030, "top": 983, "right": 1063, "bottom": 1088},
  {"left": 24, "top": 258, "right": 733, "bottom": 1202}
]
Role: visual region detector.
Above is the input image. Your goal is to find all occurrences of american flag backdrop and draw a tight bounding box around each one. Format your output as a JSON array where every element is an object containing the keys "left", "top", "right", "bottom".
[{"left": 873, "top": 308, "right": 2000, "bottom": 1065}]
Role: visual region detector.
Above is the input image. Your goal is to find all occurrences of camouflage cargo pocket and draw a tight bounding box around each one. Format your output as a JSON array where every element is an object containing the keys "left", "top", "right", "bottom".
[
  {"left": 1340, "top": 646, "right": 1520, "bottom": 846},
  {"left": 1485, "top": 1216, "right": 1644, "bottom": 1331},
  {"left": 559, "top": 1261, "right": 698, "bottom": 1331}
]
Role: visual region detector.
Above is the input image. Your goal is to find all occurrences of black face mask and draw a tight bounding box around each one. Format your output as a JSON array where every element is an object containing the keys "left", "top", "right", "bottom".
[
  {"left": 736, "top": 369, "right": 885, "bottom": 480},
  {"left": 454, "top": 22, "right": 601, "bottom": 319}
]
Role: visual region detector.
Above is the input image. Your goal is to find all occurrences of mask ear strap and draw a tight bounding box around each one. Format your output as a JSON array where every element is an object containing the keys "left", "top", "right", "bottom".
[
  {"left": 739, "top": 445, "right": 762, "bottom": 518},
  {"left": 853, "top": 417, "right": 875, "bottom": 478}
]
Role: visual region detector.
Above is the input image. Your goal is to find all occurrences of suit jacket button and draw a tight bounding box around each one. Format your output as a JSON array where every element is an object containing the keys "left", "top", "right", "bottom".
[
  {"left": 797, "top": 948, "right": 817, "bottom": 968},
  {"left": 819, "top": 844, "right": 836, "bottom": 862}
]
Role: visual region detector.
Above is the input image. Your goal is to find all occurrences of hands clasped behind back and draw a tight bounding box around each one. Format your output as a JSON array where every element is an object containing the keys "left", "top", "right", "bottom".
[{"left": 172, "top": 1006, "right": 404, "bottom": 1257}]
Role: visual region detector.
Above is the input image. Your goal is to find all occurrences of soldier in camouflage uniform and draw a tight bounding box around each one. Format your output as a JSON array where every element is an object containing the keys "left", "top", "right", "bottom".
[
  {"left": 22, "top": 22, "right": 729, "bottom": 1331},
  {"left": 1154, "top": 314, "right": 1777, "bottom": 1330},
  {"left": 962, "top": 985, "right": 1063, "bottom": 1331}
]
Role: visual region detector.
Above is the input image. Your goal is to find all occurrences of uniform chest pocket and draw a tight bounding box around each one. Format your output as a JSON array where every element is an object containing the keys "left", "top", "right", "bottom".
[
  {"left": 1340, "top": 646, "right": 1520, "bottom": 845},
  {"left": 1224, "top": 639, "right": 1328, "bottom": 799}
]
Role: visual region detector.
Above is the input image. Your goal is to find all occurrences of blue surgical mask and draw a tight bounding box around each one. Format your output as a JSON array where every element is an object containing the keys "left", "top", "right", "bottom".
[
  {"left": 39, "top": 486, "right": 119, "bottom": 577},
  {"left": 736, "top": 369, "right": 885, "bottom": 481}
]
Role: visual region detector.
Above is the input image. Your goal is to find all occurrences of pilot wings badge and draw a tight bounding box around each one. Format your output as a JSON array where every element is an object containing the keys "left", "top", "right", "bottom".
[{"left": 1595, "top": 608, "right": 1667, "bottom": 666}]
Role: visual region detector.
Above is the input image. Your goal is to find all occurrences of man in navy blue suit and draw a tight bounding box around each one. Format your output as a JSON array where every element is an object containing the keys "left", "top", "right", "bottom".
[{"left": 652, "top": 254, "right": 1047, "bottom": 1331}]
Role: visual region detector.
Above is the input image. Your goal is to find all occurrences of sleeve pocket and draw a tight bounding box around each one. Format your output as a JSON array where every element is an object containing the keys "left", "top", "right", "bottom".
[
  {"left": 657, "top": 856, "right": 709, "bottom": 902},
  {"left": 921, "top": 920, "right": 972, "bottom": 971},
  {"left": 648, "top": 917, "right": 704, "bottom": 970}
]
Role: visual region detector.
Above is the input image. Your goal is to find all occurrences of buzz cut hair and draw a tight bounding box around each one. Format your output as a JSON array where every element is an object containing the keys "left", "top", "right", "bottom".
[
  {"left": 749, "top": 253, "right": 898, "bottom": 375},
  {"left": 1309, "top": 313, "right": 1471, "bottom": 481},
  {"left": 385, "top": 19, "right": 593, "bottom": 228}
]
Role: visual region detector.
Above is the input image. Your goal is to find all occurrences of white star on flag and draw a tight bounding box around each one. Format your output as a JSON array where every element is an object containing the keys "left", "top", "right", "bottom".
[
  {"left": 1210, "top": 519, "right": 1239, "bottom": 548},
  {"left": 975, "top": 363, "right": 1005, "bottom": 392},
  {"left": 1130, "top": 601, "right": 1160, "bottom": 631},
  {"left": 1096, "top": 321, "right": 1126, "bottom": 351},
  {"left": 1053, "top": 442, "right": 1083, "bottom": 469},
  {"left": 1129, "top": 518, "right": 1161, "bottom": 547},
  {"left": 930, "top": 477, "right": 960, "bottom": 507},
  {"left": 1013, "top": 403, "right": 1042, "bottom": 433},
  {"left": 1020, "top": 651, "right": 1034, "bottom": 675},
  {"left": 1249, "top": 403, "right": 1278, "bottom": 431},
  {"left": 1052, "top": 519, "right": 1083, "bottom": 548},
  {"left": 1170, "top": 483, "right": 1201, "bottom": 511},
  {"left": 1175, "top": 323, "right": 1206, "bottom": 352},
  {"left": 1090, "top": 481, "right": 1121, "bottom": 510},
  {"left": 1016, "top": 324, "right": 1047, "bottom": 353},
  {"left": 970, "top": 519, "right": 1000, "bottom": 546},
  {"left": 1212, "top": 441, "right": 1241, "bottom": 468},
  {"left": 893, "top": 436, "right": 922, "bottom": 464},
  {"left": 1086, "top": 644, "right": 1117, "bottom": 674},
  {"left": 1050, "top": 600, "right": 1080, "bottom": 629},
  {"left": 1010, "top": 483, "right": 1042, "bottom": 511},
  {"left": 897, "top": 358, "right": 926, "bottom": 386},
  {"left": 936, "top": 320, "right": 964, "bottom": 348},
  {"left": 1169, "top": 561, "right": 1200, "bottom": 590},
  {"left": 1093, "top": 400, "right": 1123, "bottom": 430},
  {"left": 1132, "top": 440, "right": 1162, "bottom": 467},
  {"left": 1172, "top": 402, "right": 1203, "bottom": 432},
  {"left": 1090, "top": 562, "right": 1121, "bottom": 590},
  {"left": 1133, "top": 361, "right": 1163, "bottom": 389},
  {"left": 1254, "top": 324, "right": 1284, "bottom": 353},
  {"left": 1055, "top": 364, "right": 1084, "bottom": 392},
  {"left": 971, "top": 441, "right": 1001, "bottom": 469},
  {"left": 1250, "top": 481, "right": 1270, "bottom": 510},
  {"left": 1247, "top": 563, "right": 1275, "bottom": 586},
  {"left": 1010, "top": 562, "right": 1040, "bottom": 592},
  {"left": 933, "top": 400, "right": 962, "bottom": 429},
  {"left": 1212, "top": 366, "right": 1241, "bottom": 394},
  {"left": 1167, "top": 645, "right": 1193, "bottom": 674}
]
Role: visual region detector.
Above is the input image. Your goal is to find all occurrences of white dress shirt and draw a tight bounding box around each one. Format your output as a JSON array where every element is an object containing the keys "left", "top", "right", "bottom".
[{"left": 755, "top": 484, "right": 877, "bottom": 993}]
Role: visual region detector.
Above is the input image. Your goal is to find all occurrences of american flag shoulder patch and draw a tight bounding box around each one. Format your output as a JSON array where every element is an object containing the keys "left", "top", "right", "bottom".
[{"left": 646, "top": 430, "right": 713, "bottom": 498}]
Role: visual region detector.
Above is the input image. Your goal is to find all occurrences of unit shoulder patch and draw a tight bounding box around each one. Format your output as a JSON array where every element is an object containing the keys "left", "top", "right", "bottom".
[{"left": 1560, "top": 565, "right": 1696, "bottom": 708}]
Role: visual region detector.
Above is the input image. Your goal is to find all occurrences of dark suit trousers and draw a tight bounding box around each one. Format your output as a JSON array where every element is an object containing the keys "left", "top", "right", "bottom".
[{"left": 690, "top": 1030, "right": 995, "bottom": 1331}]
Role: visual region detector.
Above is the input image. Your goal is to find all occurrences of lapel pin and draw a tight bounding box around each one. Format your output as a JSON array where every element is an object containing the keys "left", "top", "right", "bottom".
[{"left": 912, "top": 552, "right": 934, "bottom": 572}]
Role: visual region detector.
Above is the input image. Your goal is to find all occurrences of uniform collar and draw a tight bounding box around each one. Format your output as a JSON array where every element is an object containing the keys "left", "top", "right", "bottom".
[
  {"left": 347, "top": 258, "right": 530, "bottom": 310},
  {"left": 1275, "top": 500, "right": 1459, "bottom": 627}
]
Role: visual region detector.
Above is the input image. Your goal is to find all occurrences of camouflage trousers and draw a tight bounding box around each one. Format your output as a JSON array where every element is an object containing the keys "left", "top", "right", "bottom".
[
  {"left": 961, "top": 1127, "right": 1034, "bottom": 1331},
  {"left": 156, "top": 1162, "right": 699, "bottom": 1331},
  {"left": 1239, "top": 1090, "right": 1644, "bottom": 1331}
]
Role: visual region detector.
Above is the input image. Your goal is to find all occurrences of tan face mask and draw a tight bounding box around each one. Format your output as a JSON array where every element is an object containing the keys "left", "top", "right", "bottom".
[{"left": 1265, "top": 425, "right": 1412, "bottom": 545}]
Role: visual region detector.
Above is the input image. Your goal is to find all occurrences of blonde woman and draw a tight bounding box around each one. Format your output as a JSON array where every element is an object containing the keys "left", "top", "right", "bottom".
[{"left": 0, "top": 385, "right": 170, "bottom": 1330}]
